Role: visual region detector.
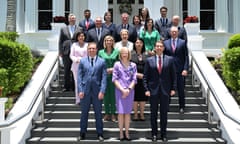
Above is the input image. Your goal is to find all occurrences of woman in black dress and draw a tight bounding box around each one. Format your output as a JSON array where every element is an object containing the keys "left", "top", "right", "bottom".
[{"left": 131, "top": 37, "right": 148, "bottom": 121}]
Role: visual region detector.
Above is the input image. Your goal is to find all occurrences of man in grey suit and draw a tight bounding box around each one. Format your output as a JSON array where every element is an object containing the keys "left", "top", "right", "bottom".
[
  {"left": 115, "top": 12, "right": 137, "bottom": 43},
  {"left": 143, "top": 40, "right": 177, "bottom": 142},
  {"left": 155, "top": 6, "right": 172, "bottom": 40},
  {"left": 166, "top": 15, "right": 188, "bottom": 42},
  {"left": 58, "top": 13, "right": 83, "bottom": 91},
  {"left": 86, "top": 16, "right": 110, "bottom": 50},
  {"left": 77, "top": 42, "right": 107, "bottom": 142}
]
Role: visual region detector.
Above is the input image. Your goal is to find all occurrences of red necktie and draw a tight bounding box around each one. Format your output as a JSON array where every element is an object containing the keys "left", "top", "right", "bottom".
[
  {"left": 86, "top": 20, "right": 89, "bottom": 30},
  {"left": 158, "top": 56, "right": 162, "bottom": 74}
]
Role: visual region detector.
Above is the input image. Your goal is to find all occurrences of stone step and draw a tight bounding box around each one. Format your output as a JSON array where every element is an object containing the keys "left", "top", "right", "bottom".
[
  {"left": 30, "top": 127, "right": 222, "bottom": 138},
  {"left": 46, "top": 96, "right": 206, "bottom": 104},
  {"left": 35, "top": 119, "right": 217, "bottom": 129}
]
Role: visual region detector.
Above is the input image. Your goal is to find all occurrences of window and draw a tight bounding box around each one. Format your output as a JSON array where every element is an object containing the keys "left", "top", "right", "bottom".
[
  {"left": 182, "top": 0, "right": 215, "bottom": 30},
  {"left": 38, "top": 0, "right": 52, "bottom": 30},
  {"left": 38, "top": 0, "right": 70, "bottom": 30},
  {"left": 200, "top": 0, "right": 215, "bottom": 30}
]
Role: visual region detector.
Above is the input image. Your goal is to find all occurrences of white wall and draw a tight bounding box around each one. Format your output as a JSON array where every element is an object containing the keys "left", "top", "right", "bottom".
[{"left": 0, "top": 0, "right": 7, "bottom": 31}]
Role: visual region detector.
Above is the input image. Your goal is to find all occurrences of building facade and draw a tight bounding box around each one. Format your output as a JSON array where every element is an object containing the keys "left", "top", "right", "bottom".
[{"left": 0, "top": 0, "right": 239, "bottom": 56}]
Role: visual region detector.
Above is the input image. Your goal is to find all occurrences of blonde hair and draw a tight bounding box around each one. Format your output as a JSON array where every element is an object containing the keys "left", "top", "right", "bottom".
[
  {"left": 103, "top": 35, "right": 115, "bottom": 49},
  {"left": 119, "top": 47, "right": 131, "bottom": 61}
]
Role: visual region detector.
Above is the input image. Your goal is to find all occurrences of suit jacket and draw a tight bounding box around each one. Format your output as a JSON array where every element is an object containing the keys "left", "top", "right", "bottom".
[
  {"left": 78, "top": 56, "right": 107, "bottom": 96},
  {"left": 155, "top": 18, "right": 171, "bottom": 40},
  {"left": 79, "top": 19, "right": 95, "bottom": 34},
  {"left": 166, "top": 26, "right": 188, "bottom": 42},
  {"left": 143, "top": 55, "right": 177, "bottom": 96},
  {"left": 114, "top": 24, "right": 137, "bottom": 43},
  {"left": 86, "top": 27, "right": 110, "bottom": 50},
  {"left": 163, "top": 38, "right": 189, "bottom": 73},
  {"left": 58, "top": 25, "right": 83, "bottom": 55}
]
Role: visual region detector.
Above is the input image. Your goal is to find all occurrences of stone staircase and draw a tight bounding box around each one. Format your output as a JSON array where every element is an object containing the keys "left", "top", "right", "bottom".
[{"left": 26, "top": 68, "right": 226, "bottom": 144}]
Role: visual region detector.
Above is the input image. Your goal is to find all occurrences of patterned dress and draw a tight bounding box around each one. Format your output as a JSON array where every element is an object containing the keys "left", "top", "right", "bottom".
[{"left": 112, "top": 61, "right": 137, "bottom": 114}]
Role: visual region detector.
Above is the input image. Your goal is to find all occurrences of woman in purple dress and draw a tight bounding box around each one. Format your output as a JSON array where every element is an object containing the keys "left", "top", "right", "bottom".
[{"left": 112, "top": 47, "right": 137, "bottom": 141}]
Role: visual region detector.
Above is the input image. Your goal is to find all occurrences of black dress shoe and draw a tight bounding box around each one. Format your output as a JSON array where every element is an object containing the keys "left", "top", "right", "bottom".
[
  {"left": 78, "top": 133, "right": 85, "bottom": 141},
  {"left": 180, "top": 108, "right": 184, "bottom": 114},
  {"left": 161, "top": 135, "right": 167, "bottom": 142},
  {"left": 119, "top": 137, "right": 125, "bottom": 141},
  {"left": 152, "top": 135, "right": 157, "bottom": 142},
  {"left": 62, "top": 88, "right": 70, "bottom": 92},
  {"left": 98, "top": 134, "right": 104, "bottom": 142}
]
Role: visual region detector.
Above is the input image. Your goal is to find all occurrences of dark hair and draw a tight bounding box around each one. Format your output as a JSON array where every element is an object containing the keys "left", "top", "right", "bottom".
[
  {"left": 104, "top": 11, "right": 111, "bottom": 21},
  {"left": 154, "top": 40, "right": 164, "bottom": 47},
  {"left": 144, "top": 18, "right": 155, "bottom": 31},
  {"left": 160, "top": 6, "right": 168, "bottom": 12},
  {"left": 84, "top": 9, "right": 91, "bottom": 13},
  {"left": 133, "top": 37, "right": 146, "bottom": 53},
  {"left": 75, "top": 31, "right": 86, "bottom": 41},
  {"left": 132, "top": 15, "right": 140, "bottom": 25},
  {"left": 140, "top": 7, "right": 150, "bottom": 21}
]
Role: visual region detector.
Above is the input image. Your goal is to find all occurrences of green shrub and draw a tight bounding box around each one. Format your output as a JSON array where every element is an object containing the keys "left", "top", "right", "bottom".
[
  {"left": 0, "top": 68, "right": 9, "bottom": 97},
  {"left": 228, "top": 34, "right": 240, "bottom": 49},
  {"left": 222, "top": 47, "right": 240, "bottom": 96},
  {"left": 0, "top": 38, "right": 33, "bottom": 94},
  {"left": 0, "top": 32, "right": 19, "bottom": 41}
]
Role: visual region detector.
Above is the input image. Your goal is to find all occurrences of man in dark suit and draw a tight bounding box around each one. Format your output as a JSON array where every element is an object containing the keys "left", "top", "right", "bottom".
[
  {"left": 86, "top": 17, "right": 110, "bottom": 50},
  {"left": 58, "top": 13, "right": 83, "bottom": 92},
  {"left": 166, "top": 15, "right": 188, "bottom": 42},
  {"left": 115, "top": 12, "right": 137, "bottom": 43},
  {"left": 163, "top": 26, "right": 189, "bottom": 113},
  {"left": 143, "top": 40, "right": 177, "bottom": 142},
  {"left": 155, "top": 6, "right": 172, "bottom": 40},
  {"left": 77, "top": 42, "right": 107, "bottom": 142},
  {"left": 79, "top": 9, "right": 95, "bottom": 34}
]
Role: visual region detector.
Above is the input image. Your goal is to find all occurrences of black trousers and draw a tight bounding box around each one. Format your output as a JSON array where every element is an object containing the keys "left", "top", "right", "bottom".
[{"left": 62, "top": 55, "right": 74, "bottom": 90}]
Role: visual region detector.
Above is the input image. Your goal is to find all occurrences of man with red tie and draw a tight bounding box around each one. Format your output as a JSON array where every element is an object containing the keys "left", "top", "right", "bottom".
[
  {"left": 163, "top": 26, "right": 189, "bottom": 113},
  {"left": 143, "top": 40, "right": 176, "bottom": 142},
  {"left": 79, "top": 9, "right": 95, "bottom": 34}
]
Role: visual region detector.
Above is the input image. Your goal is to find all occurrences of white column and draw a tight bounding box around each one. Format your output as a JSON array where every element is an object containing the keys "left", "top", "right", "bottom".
[
  {"left": 216, "top": 0, "right": 228, "bottom": 32},
  {"left": 0, "top": 0, "right": 7, "bottom": 31},
  {"left": 88, "top": 0, "right": 108, "bottom": 19},
  {"left": 144, "top": 0, "right": 164, "bottom": 20},
  {"left": 72, "top": 0, "right": 87, "bottom": 22},
  {"left": 233, "top": 0, "right": 240, "bottom": 32},
  {"left": 53, "top": 0, "right": 65, "bottom": 17},
  {"left": 25, "top": 0, "right": 37, "bottom": 32},
  {"left": 188, "top": 0, "right": 200, "bottom": 17},
  {"left": 16, "top": 0, "right": 25, "bottom": 33}
]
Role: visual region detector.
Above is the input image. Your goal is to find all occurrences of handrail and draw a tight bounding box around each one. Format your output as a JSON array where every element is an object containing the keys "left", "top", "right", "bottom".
[
  {"left": 191, "top": 51, "right": 240, "bottom": 125},
  {"left": 0, "top": 52, "right": 58, "bottom": 128}
]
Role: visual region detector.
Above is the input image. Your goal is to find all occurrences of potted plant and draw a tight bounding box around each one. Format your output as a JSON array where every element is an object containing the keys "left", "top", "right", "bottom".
[{"left": 184, "top": 16, "right": 200, "bottom": 35}]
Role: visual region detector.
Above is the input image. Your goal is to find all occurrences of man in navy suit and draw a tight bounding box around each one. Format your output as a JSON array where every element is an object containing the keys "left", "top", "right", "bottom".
[
  {"left": 143, "top": 40, "right": 176, "bottom": 142},
  {"left": 86, "top": 16, "right": 110, "bottom": 50},
  {"left": 115, "top": 12, "right": 137, "bottom": 43},
  {"left": 77, "top": 42, "right": 107, "bottom": 142},
  {"left": 58, "top": 13, "right": 83, "bottom": 92},
  {"left": 163, "top": 26, "right": 189, "bottom": 113},
  {"left": 155, "top": 6, "right": 172, "bottom": 40},
  {"left": 79, "top": 9, "right": 95, "bottom": 34}
]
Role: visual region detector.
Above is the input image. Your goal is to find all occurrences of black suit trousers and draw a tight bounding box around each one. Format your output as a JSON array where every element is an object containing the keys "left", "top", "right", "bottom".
[
  {"left": 149, "top": 93, "right": 169, "bottom": 136},
  {"left": 62, "top": 55, "right": 74, "bottom": 90}
]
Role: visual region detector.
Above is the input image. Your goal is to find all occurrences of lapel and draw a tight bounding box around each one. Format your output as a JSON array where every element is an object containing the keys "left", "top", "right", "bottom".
[{"left": 65, "top": 27, "right": 71, "bottom": 39}]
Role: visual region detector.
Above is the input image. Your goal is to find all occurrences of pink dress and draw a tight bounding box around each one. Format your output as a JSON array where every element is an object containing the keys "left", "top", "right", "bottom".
[{"left": 69, "top": 42, "right": 88, "bottom": 104}]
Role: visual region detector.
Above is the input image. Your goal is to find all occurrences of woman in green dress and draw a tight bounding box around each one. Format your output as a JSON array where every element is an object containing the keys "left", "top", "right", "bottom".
[
  {"left": 140, "top": 18, "right": 161, "bottom": 56},
  {"left": 98, "top": 35, "right": 119, "bottom": 121}
]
